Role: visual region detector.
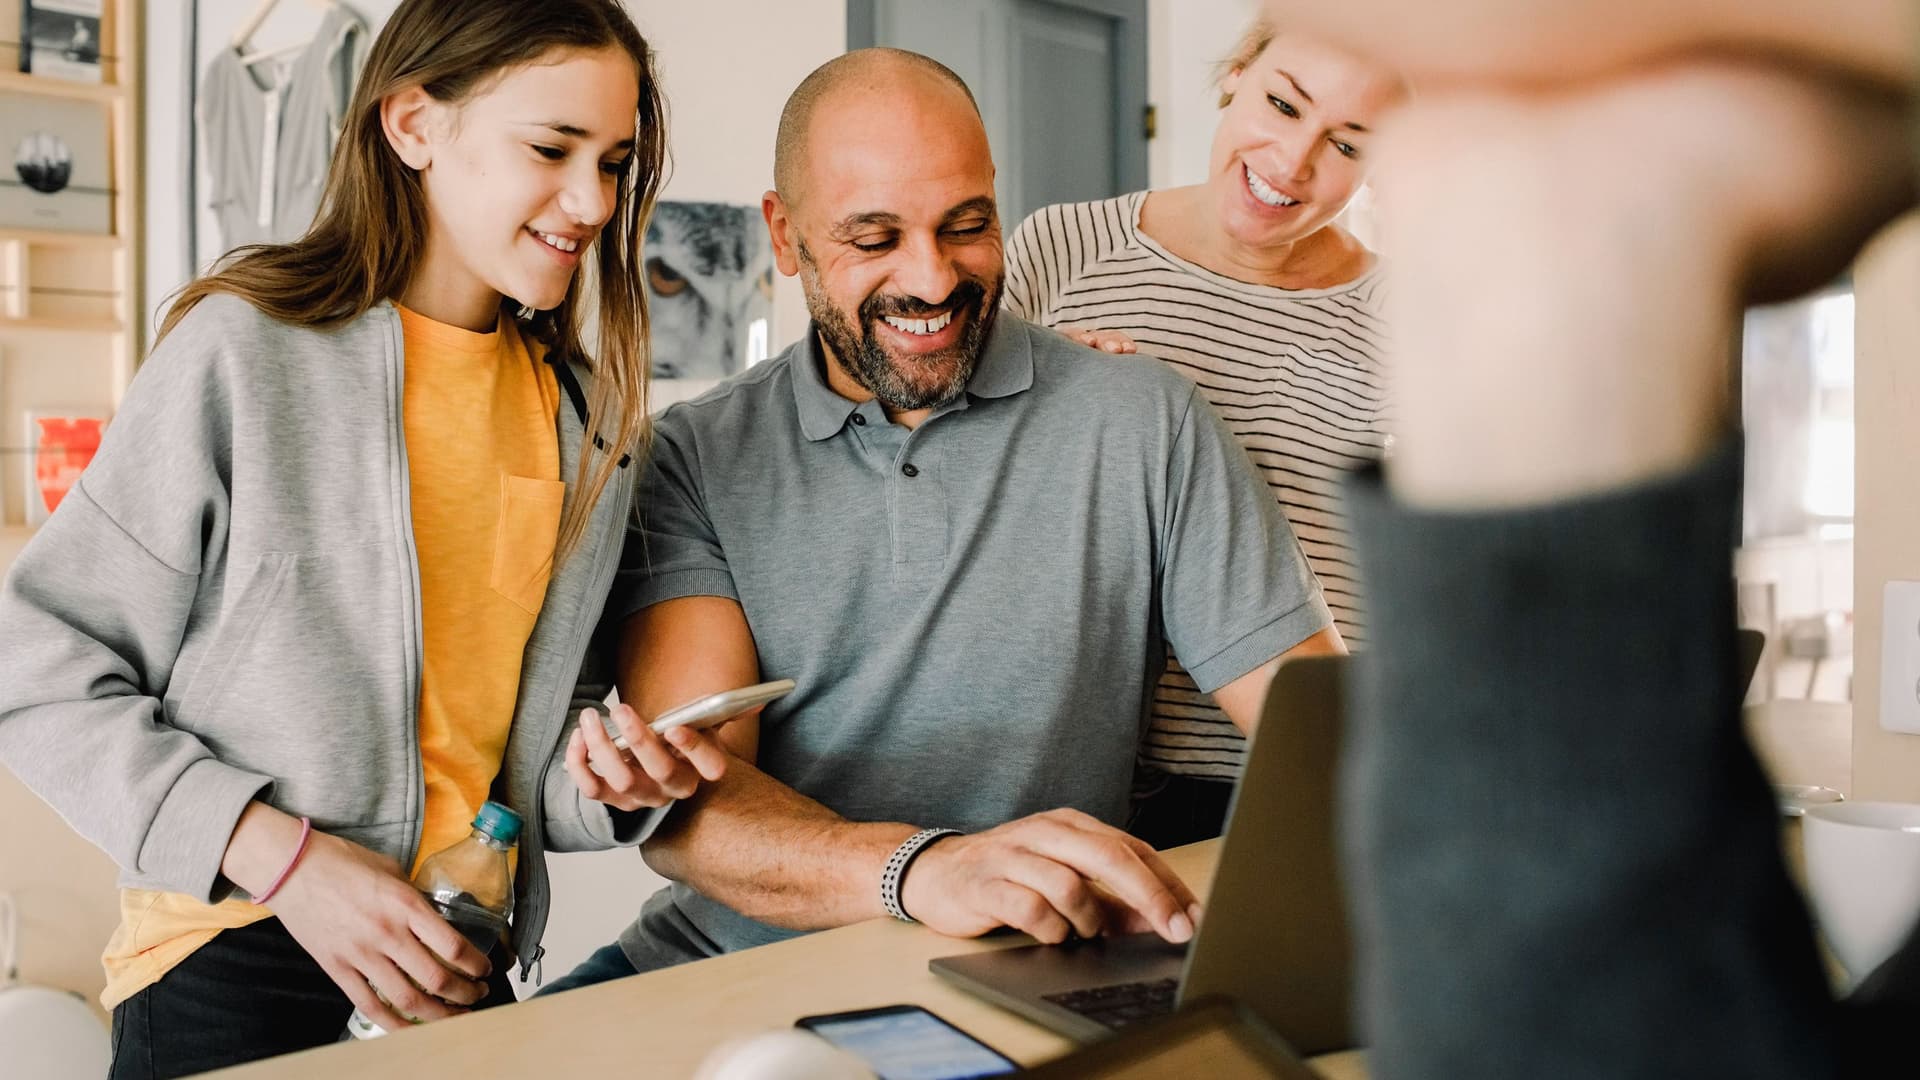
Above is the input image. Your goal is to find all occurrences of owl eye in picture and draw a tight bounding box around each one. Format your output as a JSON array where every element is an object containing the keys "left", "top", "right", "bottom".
[
  {"left": 646, "top": 256, "right": 689, "bottom": 297},
  {"left": 644, "top": 202, "right": 775, "bottom": 381}
]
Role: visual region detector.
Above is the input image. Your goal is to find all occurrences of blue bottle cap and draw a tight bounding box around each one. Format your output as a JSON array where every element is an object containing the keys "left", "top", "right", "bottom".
[{"left": 472, "top": 801, "right": 523, "bottom": 845}]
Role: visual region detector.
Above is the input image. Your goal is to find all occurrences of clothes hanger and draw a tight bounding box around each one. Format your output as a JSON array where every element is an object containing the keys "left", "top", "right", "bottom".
[
  {"left": 231, "top": 0, "right": 339, "bottom": 65},
  {"left": 230, "top": 0, "right": 285, "bottom": 52},
  {"left": 239, "top": 39, "right": 311, "bottom": 67}
]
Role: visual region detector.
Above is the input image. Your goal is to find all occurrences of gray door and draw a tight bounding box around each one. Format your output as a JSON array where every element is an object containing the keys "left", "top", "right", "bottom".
[{"left": 850, "top": 0, "right": 1149, "bottom": 229}]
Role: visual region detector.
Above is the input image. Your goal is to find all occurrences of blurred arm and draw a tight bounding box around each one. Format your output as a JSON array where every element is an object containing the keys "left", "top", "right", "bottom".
[{"left": 1270, "top": 0, "right": 1916, "bottom": 91}]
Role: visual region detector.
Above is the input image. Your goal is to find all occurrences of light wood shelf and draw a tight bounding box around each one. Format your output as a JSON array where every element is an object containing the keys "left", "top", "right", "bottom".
[
  {"left": 0, "top": 0, "right": 139, "bottom": 530},
  {"left": 0, "top": 70, "right": 127, "bottom": 104},
  {"left": 0, "top": 314, "right": 126, "bottom": 334},
  {"left": 0, "top": 228, "right": 125, "bottom": 250}
]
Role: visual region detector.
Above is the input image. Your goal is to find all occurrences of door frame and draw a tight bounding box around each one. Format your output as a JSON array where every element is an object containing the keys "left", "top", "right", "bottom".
[{"left": 845, "top": 0, "right": 1149, "bottom": 196}]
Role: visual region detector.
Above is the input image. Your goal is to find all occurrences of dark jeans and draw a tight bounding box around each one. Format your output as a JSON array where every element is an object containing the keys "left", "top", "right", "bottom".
[
  {"left": 538, "top": 888, "right": 726, "bottom": 996},
  {"left": 1127, "top": 772, "right": 1236, "bottom": 850},
  {"left": 108, "top": 916, "right": 516, "bottom": 1080},
  {"left": 536, "top": 942, "right": 639, "bottom": 997}
]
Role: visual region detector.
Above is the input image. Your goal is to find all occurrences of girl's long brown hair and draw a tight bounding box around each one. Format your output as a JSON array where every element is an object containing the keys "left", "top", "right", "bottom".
[{"left": 160, "top": 0, "right": 666, "bottom": 560}]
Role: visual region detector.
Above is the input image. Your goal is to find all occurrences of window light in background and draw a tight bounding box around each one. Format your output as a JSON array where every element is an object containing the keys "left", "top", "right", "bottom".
[
  {"left": 746, "top": 317, "right": 770, "bottom": 368},
  {"left": 1803, "top": 292, "right": 1855, "bottom": 526},
  {"left": 1738, "top": 286, "right": 1857, "bottom": 702}
]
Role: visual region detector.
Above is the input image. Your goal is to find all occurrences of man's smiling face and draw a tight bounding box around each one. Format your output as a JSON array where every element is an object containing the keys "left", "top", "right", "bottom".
[{"left": 771, "top": 68, "right": 1005, "bottom": 412}]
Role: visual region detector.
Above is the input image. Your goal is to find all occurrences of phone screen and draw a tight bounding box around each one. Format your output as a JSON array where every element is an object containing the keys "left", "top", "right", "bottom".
[{"left": 801, "top": 1007, "right": 1017, "bottom": 1080}]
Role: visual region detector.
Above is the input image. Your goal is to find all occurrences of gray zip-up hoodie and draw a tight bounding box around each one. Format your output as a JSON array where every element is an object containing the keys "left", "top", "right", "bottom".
[{"left": 0, "top": 294, "right": 659, "bottom": 980}]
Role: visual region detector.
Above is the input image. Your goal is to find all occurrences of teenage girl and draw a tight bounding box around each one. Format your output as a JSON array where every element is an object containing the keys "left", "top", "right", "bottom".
[{"left": 0, "top": 2, "right": 724, "bottom": 1075}]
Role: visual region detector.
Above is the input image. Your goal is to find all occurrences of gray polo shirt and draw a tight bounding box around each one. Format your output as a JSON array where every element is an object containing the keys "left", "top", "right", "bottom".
[{"left": 618, "top": 313, "right": 1331, "bottom": 956}]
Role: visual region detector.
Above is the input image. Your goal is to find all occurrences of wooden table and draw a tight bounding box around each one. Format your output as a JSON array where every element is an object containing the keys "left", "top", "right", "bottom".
[
  {"left": 204, "top": 705, "right": 1844, "bottom": 1080},
  {"left": 1744, "top": 699, "right": 1851, "bottom": 795},
  {"left": 203, "top": 841, "right": 1365, "bottom": 1078}
]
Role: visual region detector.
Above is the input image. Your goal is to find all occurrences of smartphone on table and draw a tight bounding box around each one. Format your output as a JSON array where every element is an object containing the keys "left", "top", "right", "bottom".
[
  {"left": 795, "top": 1004, "right": 1018, "bottom": 1080},
  {"left": 603, "top": 679, "right": 795, "bottom": 750}
]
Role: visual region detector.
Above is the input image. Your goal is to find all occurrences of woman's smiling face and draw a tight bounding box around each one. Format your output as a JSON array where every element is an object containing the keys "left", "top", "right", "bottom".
[{"left": 1207, "top": 33, "right": 1405, "bottom": 251}]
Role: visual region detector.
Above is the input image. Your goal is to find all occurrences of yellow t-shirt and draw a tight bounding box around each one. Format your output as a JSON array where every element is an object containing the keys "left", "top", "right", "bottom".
[{"left": 100, "top": 306, "right": 561, "bottom": 1008}]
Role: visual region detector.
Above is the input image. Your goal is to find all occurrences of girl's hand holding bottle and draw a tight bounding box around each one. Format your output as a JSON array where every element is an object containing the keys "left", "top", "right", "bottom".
[
  {"left": 212, "top": 701, "right": 725, "bottom": 1034},
  {"left": 566, "top": 701, "right": 730, "bottom": 811},
  {"left": 222, "top": 802, "right": 491, "bottom": 1032}
]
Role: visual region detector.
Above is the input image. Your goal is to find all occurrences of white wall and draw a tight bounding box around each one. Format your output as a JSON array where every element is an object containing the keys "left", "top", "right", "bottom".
[
  {"left": 1147, "top": 0, "right": 1254, "bottom": 190},
  {"left": 1851, "top": 214, "right": 1920, "bottom": 799}
]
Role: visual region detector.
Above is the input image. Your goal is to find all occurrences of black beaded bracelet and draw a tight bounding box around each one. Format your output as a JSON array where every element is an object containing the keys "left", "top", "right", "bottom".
[{"left": 880, "top": 827, "right": 962, "bottom": 922}]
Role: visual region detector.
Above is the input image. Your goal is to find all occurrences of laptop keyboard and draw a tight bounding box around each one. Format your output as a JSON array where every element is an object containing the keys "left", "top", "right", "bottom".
[{"left": 1041, "top": 977, "right": 1179, "bottom": 1029}]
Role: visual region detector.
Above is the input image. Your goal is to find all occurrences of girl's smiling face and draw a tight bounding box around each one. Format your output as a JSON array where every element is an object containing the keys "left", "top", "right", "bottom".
[{"left": 386, "top": 45, "right": 640, "bottom": 330}]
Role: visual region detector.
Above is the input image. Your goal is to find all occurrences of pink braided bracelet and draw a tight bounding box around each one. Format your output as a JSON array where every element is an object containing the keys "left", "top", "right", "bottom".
[{"left": 251, "top": 816, "right": 312, "bottom": 905}]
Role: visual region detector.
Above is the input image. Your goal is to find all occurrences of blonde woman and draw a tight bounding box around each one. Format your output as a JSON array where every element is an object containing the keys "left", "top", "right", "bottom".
[{"left": 1004, "top": 23, "right": 1404, "bottom": 847}]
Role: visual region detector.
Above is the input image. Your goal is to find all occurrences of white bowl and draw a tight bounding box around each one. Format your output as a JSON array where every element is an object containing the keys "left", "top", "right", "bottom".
[{"left": 1802, "top": 800, "right": 1920, "bottom": 985}]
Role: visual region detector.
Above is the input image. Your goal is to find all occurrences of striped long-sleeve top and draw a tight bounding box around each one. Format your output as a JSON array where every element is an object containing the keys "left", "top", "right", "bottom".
[{"left": 1004, "top": 191, "right": 1389, "bottom": 781}]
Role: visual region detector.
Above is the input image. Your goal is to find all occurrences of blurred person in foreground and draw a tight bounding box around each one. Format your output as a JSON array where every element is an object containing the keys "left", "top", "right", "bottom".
[{"left": 1265, "top": 0, "right": 1920, "bottom": 1074}]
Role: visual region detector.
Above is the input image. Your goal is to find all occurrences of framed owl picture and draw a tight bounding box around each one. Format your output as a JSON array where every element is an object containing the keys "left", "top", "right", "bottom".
[{"left": 644, "top": 201, "right": 774, "bottom": 388}]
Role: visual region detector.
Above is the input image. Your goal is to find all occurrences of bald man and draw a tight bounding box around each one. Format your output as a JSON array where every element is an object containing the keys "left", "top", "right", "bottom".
[{"left": 540, "top": 49, "right": 1342, "bottom": 991}]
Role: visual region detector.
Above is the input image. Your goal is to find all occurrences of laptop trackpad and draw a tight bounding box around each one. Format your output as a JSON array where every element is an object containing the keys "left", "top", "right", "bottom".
[{"left": 931, "top": 932, "right": 1188, "bottom": 996}]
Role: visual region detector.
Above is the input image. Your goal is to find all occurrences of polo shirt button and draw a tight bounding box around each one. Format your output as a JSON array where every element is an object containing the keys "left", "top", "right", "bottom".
[
  {"left": 901, "top": 463, "right": 919, "bottom": 478},
  {"left": 851, "top": 414, "right": 867, "bottom": 426}
]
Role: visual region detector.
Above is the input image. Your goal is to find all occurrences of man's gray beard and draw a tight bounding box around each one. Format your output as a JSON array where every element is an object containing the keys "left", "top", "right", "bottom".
[{"left": 803, "top": 277, "right": 1000, "bottom": 413}]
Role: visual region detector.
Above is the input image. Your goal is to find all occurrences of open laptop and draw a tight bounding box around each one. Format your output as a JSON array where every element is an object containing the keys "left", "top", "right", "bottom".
[
  {"left": 930, "top": 655, "right": 1354, "bottom": 1058},
  {"left": 933, "top": 630, "right": 1767, "bottom": 1055}
]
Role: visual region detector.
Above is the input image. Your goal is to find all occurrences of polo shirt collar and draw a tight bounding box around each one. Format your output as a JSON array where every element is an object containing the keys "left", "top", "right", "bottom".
[
  {"left": 791, "top": 331, "right": 861, "bottom": 442},
  {"left": 964, "top": 313, "right": 1035, "bottom": 400},
  {"left": 789, "top": 313, "right": 1036, "bottom": 442}
]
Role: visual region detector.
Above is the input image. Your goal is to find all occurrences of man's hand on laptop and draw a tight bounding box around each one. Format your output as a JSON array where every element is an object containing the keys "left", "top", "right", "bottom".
[{"left": 898, "top": 809, "right": 1202, "bottom": 945}]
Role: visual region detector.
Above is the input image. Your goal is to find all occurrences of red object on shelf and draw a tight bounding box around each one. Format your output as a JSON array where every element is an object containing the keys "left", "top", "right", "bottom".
[{"left": 31, "top": 414, "right": 105, "bottom": 518}]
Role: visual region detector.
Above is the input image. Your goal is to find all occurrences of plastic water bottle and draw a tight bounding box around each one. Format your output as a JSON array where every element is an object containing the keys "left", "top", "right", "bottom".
[{"left": 344, "top": 801, "right": 521, "bottom": 1039}]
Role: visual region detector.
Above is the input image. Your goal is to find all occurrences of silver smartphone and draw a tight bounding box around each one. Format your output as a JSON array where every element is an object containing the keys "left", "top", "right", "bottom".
[{"left": 602, "top": 679, "right": 796, "bottom": 749}]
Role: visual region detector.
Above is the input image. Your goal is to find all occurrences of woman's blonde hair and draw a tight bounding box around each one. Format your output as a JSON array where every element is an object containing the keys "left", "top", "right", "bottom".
[
  {"left": 159, "top": 0, "right": 667, "bottom": 562},
  {"left": 1215, "top": 17, "right": 1278, "bottom": 108}
]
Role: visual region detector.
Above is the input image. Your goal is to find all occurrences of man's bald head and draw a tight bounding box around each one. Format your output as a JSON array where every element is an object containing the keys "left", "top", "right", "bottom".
[{"left": 774, "top": 48, "right": 982, "bottom": 208}]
